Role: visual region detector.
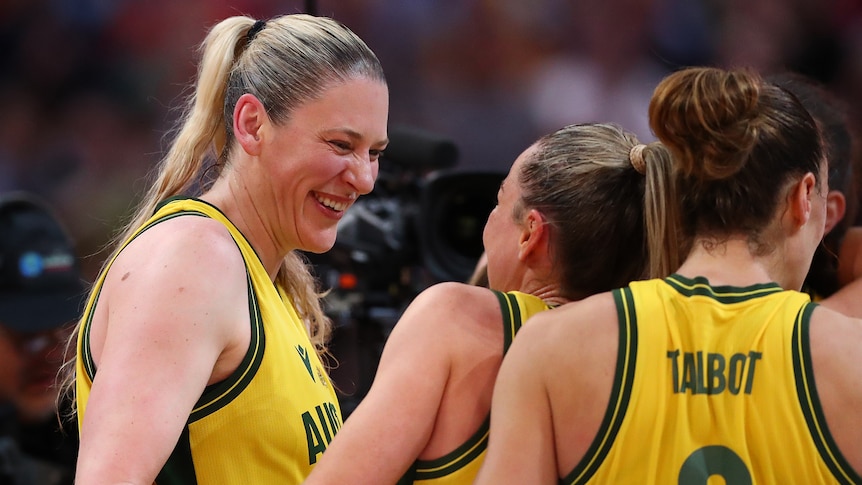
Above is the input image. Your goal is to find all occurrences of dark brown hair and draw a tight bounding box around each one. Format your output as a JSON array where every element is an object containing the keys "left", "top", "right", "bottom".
[
  {"left": 649, "top": 67, "right": 823, "bottom": 252},
  {"left": 769, "top": 71, "right": 856, "bottom": 296}
]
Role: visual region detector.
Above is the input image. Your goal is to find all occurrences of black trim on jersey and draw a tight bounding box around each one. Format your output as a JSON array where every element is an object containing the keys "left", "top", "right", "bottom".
[
  {"left": 157, "top": 426, "right": 198, "bottom": 484},
  {"left": 494, "top": 290, "right": 523, "bottom": 353},
  {"left": 664, "top": 274, "right": 784, "bottom": 304},
  {"left": 793, "top": 303, "right": 862, "bottom": 485},
  {"left": 562, "top": 287, "right": 637, "bottom": 485}
]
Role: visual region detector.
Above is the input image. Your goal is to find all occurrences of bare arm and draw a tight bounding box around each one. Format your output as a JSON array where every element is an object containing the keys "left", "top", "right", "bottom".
[
  {"left": 809, "top": 306, "right": 862, "bottom": 474},
  {"left": 305, "top": 283, "right": 491, "bottom": 485},
  {"left": 474, "top": 314, "right": 558, "bottom": 485},
  {"left": 476, "top": 293, "right": 619, "bottom": 485},
  {"left": 75, "top": 218, "right": 249, "bottom": 484}
]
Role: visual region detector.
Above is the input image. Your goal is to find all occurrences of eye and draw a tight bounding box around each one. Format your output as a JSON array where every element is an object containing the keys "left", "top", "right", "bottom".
[
  {"left": 329, "top": 140, "right": 352, "bottom": 152},
  {"left": 369, "top": 149, "right": 384, "bottom": 162}
]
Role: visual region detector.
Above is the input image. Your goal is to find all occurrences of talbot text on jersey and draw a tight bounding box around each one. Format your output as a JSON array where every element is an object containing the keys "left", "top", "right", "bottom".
[{"left": 666, "top": 350, "right": 762, "bottom": 395}]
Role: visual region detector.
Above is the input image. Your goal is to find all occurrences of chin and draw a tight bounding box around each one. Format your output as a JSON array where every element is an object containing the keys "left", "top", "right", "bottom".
[{"left": 304, "top": 238, "right": 338, "bottom": 254}]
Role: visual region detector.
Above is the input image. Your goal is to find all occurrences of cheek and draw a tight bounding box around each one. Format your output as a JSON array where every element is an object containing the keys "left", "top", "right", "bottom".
[{"left": 482, "top": 210, "right": 498, "bottom": 248}]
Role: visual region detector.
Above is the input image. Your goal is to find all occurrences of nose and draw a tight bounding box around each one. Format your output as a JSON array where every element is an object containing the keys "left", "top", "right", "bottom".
[{"left": 347, "top": 156, "right": 377, "bottom": 195}]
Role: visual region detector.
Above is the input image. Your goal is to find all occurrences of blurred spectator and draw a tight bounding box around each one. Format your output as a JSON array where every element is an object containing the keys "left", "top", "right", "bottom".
[
  {"left": 1, "top": 0, "right": 862, "bottom": 424},
  {"left": 0, "top": 192, "right": 84, "bottom": 485},
  {"left": 2, "top": 0, "right": 861, "bottom": 252}
]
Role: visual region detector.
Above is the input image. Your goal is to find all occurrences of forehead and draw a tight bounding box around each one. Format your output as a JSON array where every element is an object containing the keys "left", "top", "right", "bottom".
[{"left": 291, "top": 77, "right": 389, "bottom": 140}]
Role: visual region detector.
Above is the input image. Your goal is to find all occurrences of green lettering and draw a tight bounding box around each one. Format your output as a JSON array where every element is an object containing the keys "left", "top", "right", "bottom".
[
  {"left": 302, "top": 411, "right": 326, "bottom": 464},
  {"left": 728, "top": 353, "right": 746, "bottom": 395},
  {"left": 325, "top": 402, "right": 341, "bottom": 433},
  {"left": 744, "top": 351, "right": 762, "bottom": 394},
  {"left": 668, "top": 350, "right": 681, "bottom": 393},
  {"left": 681, "top": 352, "right": 697, "bottom": 394},
  {"left": 315, "top": 405, "right": 333, "bottom": 443},
  {"left": 707, "top": 353, "right": 726, "bottom": 394},
  {"left": 696, "top": 351, "right": 707, "bottom": 394}
]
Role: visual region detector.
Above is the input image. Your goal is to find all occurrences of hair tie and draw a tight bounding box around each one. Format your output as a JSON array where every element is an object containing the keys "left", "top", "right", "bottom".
[
  {"left": 629, "top": 144, "right": 647, "bottom": 175},
  {"left": 247, "top": 19, "right": 267, "bottom": 43}
]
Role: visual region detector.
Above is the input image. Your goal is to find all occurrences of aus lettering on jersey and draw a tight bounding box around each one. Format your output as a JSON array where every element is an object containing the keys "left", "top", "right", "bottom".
[
  {"left": 667, "top": 350, "right": 762, "bottom": 395},
  {"left": 303, "top": 401, "right": 342, "bottom": 464}
]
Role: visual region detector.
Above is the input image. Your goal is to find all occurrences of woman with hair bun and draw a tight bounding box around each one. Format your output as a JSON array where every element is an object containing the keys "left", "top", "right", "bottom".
[{"left": 476, "top": 66, "right": 862, "bottom": 484}]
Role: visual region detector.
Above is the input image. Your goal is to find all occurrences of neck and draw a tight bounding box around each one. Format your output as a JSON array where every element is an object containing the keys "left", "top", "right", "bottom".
[
  {"left": 201, "top": 174, "right": 283, "bottom": 280},
  {"left": 676, "top": 236, "right": 798, "bottom": 290},
  {"left": 525, "top": 282, "right": 569, "bottom": 308}
]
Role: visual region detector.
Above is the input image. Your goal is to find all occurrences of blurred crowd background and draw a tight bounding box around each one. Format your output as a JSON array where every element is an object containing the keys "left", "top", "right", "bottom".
[{"left": 1, "top": 0, "right": 861, "bottom": 281}]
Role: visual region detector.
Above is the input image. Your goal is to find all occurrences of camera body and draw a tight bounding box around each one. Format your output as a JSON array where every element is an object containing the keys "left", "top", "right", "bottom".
[{"left": 305, "top": 126, "right": 504, "bottom": 413}]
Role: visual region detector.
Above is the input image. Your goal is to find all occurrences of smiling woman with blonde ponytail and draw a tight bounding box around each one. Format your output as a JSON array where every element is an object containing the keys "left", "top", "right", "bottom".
[{"left": 62, "top": 13, "right": 389, "bottom": 484}]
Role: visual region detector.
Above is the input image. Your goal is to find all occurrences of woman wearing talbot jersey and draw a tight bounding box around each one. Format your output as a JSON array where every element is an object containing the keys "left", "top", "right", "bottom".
[
  {"left": 304, "top": 122, "right": 678, "bottom": 485},
  {"left": 476, "top": 66, "right": 862, "bottom": 485},
  {"left": 61, "top": 13, "right": 389, "bottom": 484}
]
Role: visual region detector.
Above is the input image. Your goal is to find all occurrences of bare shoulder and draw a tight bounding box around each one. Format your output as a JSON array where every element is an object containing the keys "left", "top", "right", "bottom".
[
  {"left": 105, "top": 214, "right": 247, "bottom": 295},
  {"left": 808, "top": 305, "right": 862, "bottom": 377},
  {"left": 520, "top": 291, "right": 620, "bottom": 355},
  {"left": 501, "top": 291, "right": 620, "bottom": 468},
  {"left": 508, "top": 291, "right": 620, "bottom": 393},
  {"left": 808, "top": 304, "right": 862, "bottom": 472},
  {"left": 397, "top": 282, "right": 502, "bottom": 335},
  {"left": 91, "top": 215, "right": 249, "bottom": 369}
]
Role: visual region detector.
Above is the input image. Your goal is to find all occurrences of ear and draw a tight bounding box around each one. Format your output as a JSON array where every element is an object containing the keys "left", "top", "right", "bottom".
[
  {"left": 823, "top": 190, "right": 846, "bottom": 235},
  {"left": 517, "top": 209, "right": 549, "bottom": 262},
  {"left": 787, "top": 172, "right": 818, "bottom": 229},
  {"left": 233, "top": 93, "right": 267, "bottom": 156}
]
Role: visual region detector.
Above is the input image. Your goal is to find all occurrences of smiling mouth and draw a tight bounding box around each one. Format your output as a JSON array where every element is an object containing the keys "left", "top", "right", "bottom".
[{"left": 316, "top": 194, "right": 349, "bottom": 212}]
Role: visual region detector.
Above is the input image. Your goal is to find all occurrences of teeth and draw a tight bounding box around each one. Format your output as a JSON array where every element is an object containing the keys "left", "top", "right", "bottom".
[{"left": 317, "top": 195, "right": 348, "bottom": 212}]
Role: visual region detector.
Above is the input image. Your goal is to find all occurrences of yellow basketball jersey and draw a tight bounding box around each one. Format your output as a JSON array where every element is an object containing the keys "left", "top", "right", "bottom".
[
  {"left": 401, "top": 290, "right": 550, "bottom": 485},
  {"left": 76, "top": 197, "right": 342, "bottom": 484},
  {"left": 562, "top": 274, "right": 861, "bottom": 485}
]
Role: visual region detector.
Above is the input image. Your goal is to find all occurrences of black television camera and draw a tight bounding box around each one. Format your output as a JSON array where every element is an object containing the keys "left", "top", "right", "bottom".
[{"left": 306, "top": 125, "right": 504, "bottom": 413}]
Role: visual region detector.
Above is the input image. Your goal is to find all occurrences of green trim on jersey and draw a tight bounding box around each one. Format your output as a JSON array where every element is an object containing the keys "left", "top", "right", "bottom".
[
  {"left": 563, "top": 287, "right": 638, "bottom": 485},
  {"left": 496, "top": 290, "right": 523, "bottom": 352},
  {"left": 410, "top": 418, "right": 490, "bottom": 481},
  {"left": 80, "top": 211, "right": 209, "bottom": 381},
  {"left": 793, "top": 303, "right": 862, "bottom": 484},
  {"left": 664, "top": 274, "right": 784, "bottom": 304},
  {"left": 398, "top": 290, "right": 549, "bottom": 484},
  {"left": 156, "top": 427, "right": 197, "bottom": 484},
  {"left": 559, "top": 277, "right": 859, "bottom": 484},
  {"left": 76, "top": 198, "right": 342, "bottom": 484},
  {"left": 190, "top": 267, "right": 265, "bottom": 422},
  {"left": 79, "top": 290, "right": 99, "bottom": 380}
]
